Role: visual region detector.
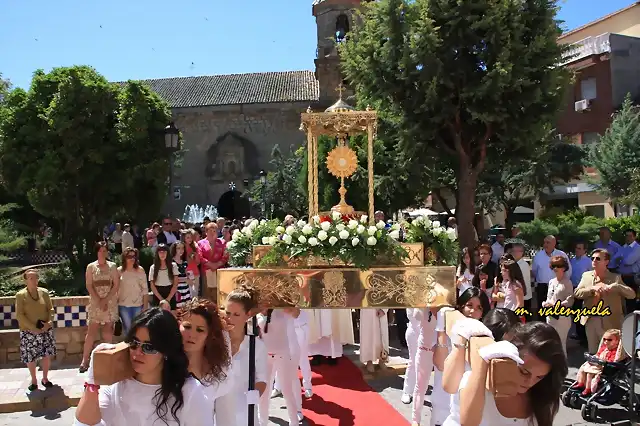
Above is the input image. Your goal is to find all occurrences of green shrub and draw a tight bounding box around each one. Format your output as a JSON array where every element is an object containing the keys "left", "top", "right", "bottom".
[{"left": 519, "top": 209, "right": 640, "bottom": 252}]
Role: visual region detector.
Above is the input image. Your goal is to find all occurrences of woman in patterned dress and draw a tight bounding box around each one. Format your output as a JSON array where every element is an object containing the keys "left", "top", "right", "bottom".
[
  {"left": 80, "top": 241, "right": 120, "bottom": 372},
  {"left": 171, "top": 241, "right": 192, "bottom": 309},
  {"left": 15, "top": 269, "right": 56, "bottom": 391}
]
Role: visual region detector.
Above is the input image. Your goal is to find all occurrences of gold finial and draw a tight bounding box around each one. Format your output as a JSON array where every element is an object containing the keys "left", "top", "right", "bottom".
[
  {"left": 366, "top": 105, "right": 372, "bottom": 111},
  {"left": 306, "top": 106, "right": 312, "bottom": 113},
  {"left": 336, "top": 83, "right": 346, "bottom": 99}
]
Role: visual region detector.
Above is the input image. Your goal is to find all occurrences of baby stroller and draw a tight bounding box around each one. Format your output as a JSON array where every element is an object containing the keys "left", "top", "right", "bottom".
[{"left": 562, "top": 334, "right": 630, "bottom": 422}]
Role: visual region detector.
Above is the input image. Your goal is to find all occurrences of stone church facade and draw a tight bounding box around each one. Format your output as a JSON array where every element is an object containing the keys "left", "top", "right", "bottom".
[{"left": 137, "top": 0, "right": 362, "bottom": 220}]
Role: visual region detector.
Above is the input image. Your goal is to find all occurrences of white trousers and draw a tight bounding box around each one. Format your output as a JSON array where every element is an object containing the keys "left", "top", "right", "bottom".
[
  {"left": 275, "top": 324, "right": 313, "bottom": 391},
  {"left": 547, "top": 315, "right": 572, "bottom": 357},
  {"left": 412, "top": 339, "right": 434, "bottom": 424},
  {"left": 430, "top": 370, "right": 450, "bottom": 426},
  {"left": 402, "top": 323, "right": 420, "bottom": 395},
  {"left": 260, "top": 354, "right": 300, "bottom": 426}
]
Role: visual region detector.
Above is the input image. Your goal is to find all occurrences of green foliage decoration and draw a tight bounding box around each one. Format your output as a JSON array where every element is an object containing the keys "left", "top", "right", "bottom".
[{"left": 403, "top": 217, "right": 459, "bottom": 266}]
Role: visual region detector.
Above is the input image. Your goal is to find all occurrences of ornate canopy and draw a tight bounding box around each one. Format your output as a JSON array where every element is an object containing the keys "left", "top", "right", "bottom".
[{"left": 299, "top": 85, "right": 377, "bottom": 220}]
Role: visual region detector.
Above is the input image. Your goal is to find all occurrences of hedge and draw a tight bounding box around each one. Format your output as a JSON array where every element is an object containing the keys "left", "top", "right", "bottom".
[{"left": 518, "top": 209, "right": 640, "bottom": 252}]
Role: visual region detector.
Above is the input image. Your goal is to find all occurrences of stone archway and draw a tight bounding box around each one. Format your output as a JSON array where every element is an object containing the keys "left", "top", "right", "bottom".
[{"left": 217, "top": 190, "right": 251, "bottom": 221}]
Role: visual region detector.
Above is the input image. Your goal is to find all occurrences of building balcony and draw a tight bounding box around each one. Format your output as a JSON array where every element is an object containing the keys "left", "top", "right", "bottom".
[{"left": 561, "top": 33, "right": 611, "bottom": 66}]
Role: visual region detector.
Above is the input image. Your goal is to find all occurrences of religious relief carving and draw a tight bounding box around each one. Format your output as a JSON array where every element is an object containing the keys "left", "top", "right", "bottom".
[{"left": 204, "top": 131, "right": 259, "bottom": 182}]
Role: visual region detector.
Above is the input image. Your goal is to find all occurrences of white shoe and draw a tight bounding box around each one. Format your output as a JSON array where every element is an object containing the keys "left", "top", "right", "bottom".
[
  {"left": 297, "top": 411, "right": 304, "bottom": 421},
  {"left": 270, "top": 388, "right": 282, "bottom": 398},
  {"left": 401, "top": 393, "right": 412, "bottom": 404},
  {"left": 304, "top": 388, "right": 313, "bottom": 398}
]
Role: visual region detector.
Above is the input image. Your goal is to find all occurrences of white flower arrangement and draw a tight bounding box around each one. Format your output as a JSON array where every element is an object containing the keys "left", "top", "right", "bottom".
[
  {"left": 404, "top": 216, "right": 459, "bottom": 265},
  {"left": 256, "top": 214, "right": 407, "bottom": 269}
]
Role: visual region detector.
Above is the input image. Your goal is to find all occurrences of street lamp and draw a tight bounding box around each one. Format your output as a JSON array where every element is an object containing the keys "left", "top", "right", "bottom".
[
  {"left": 165, "top": 122, "right": 180, "bottom": 215},
  {"left": 259, "top": 170, "right": 267, "bottom": 216},
  {"left": 229, "top": 182, "right": 236, "bottom": 192}
]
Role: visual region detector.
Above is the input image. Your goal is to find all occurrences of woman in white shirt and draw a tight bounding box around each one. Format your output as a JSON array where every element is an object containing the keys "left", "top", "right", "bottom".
[
  {"left": 542, "top": 255, "right": 574, "bottom": 356},
  {"left": 221, "top": 284, "right": 268, "bottom": 426},
  {"left": 456, "top": 247, "right": 475, "bottom": 294},
  {"left": 148, "top": 244, "right": 179, "bottom": 311},
  {"left": 117, "top": 247, "right": 148, "bottom": 334},
  {"left": 178, "top": 298, "right": 234, "bottom": 425},
  {"left": 258, "top": 308, "right": 303, "bottom": 426},
  {"left": 74, "top": 308, "right": 212, "bottom": 426},
  {"left": 446, "top": 320, "right": 567, "bottom": 426},
  {"left": 431, "top": 288, "right": 490, "bottom": 426}
]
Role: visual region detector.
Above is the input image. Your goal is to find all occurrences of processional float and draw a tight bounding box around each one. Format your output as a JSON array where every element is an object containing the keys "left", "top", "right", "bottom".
[{"left": 215, "top": 87, "right": 527, "bottom": 402}]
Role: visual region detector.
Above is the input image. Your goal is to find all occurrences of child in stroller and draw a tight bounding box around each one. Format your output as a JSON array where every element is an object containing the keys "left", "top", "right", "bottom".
[
  {"left": 562, "top": 329, "right": 630, "bottom": 421},
  {"left": 572, "top": 329, "right": 625, "bottom": 396}
]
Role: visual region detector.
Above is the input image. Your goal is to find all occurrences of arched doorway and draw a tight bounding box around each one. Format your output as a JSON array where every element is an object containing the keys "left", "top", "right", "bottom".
[{"left": 217, "top": 190, "right": 251, "bottom": 220}]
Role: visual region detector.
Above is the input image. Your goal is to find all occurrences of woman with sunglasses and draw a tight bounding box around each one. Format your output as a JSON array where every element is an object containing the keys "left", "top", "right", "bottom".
[
  {"left": 117, "top": 247, "right": 148, "bottom": 334},
  {"left": 74, "top": 308, "right": 212, "bottom": 426},
  {"left": 149, "top": 244, "right": 179, "bottom": 311},
  {"left": 178, "top": 298, "right": 234, "bottom": 425},
  {"left": 575, "top": 248, "right": 635, "bottom": 352}
]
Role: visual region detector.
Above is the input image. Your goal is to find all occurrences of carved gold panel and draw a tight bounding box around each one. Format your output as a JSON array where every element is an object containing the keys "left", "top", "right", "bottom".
[{"left": 217, "top": 266, "right": 455, "bottom": 309}]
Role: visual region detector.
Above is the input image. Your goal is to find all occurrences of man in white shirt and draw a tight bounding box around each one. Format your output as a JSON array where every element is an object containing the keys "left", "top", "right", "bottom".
[
  {"left": 490, "top": 234, "right": 505, "bottom": 263},
  {"left": 531, "top": 235, "right": 571, "bottom": 320},
  {"left": 121, "top": 224, "right": 134, "bottom": 250},
  {"left": 511, "top": 242, "right": 532, "bottom": 319}
]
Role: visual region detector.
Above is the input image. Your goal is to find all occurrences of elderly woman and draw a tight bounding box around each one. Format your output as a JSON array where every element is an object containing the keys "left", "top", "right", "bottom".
[
  {"left": 15, "top": 269, "right": 56, "bottom": 391},
  {"left": 542, "top": 255, "right": 574, "bottom": 356}
]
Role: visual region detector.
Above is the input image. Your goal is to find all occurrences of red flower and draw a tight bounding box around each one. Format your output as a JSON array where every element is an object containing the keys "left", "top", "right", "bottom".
[{"left": 320, "top": 216, "right": 332, "bottom": 223}]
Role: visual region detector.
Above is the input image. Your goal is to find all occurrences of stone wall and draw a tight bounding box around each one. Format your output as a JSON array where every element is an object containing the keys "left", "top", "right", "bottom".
[
  {"left": 1, "top": 296, "right": 105, "bottom": 367},
  {"left": 166, "top": 102, "right": 309, "bottom": 215}
]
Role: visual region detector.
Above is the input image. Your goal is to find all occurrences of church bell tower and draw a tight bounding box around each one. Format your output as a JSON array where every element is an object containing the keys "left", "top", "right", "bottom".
[{"left": 312, "top": 0, "right": 362, "bottom": 107}]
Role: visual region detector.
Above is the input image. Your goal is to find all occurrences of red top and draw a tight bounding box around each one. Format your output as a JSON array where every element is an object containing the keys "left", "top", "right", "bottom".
[
  {"left": 198, "top": 238, "right": 228, "bottom": 272},
  {"left": 185, "top": 244, "right": 201, "bottom": 276}
]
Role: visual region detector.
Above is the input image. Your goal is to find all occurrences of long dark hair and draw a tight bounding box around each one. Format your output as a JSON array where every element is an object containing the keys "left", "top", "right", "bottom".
[
  {"left": 482, "top": 308, "right": 519, "bottom": 342},
  {"left": 510, "top": 322, "right": 568, "bottom": 426},
  {"left": 127, "top": 308, "right": 190, "bottom": 424},
  {"left": 178, "top": 298, "right": 231, "bottom": 385},
  {"left": 456, "top": 287, "right": 490, "bottom": 319},
  {"left": 458, "top": 246, "right": 475, "bottom": 276},
  {"left": 497, "top": 257, "right": 527, "bottom": 296},
  {"left": 153, "top": 244, "right": 174, "bottom": 282}
]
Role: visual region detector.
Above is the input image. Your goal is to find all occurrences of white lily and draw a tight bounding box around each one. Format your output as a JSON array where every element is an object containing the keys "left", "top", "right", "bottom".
[
  {"left": 320, "top": 221, "right": 331, "bottom": 231},
  {"left": 351, "top": 237, "right": 360, "bottom": 246},
  {"left": 317, "top": 230, "right": 328, "bottom": 241},
  {"left": 298, "top": 235, "right": 307, "bottom": 244},
  {"left": 308, "top": 237, "right": 319, "bottom": 246},
  {"left": 339, "top": 229, "right": 350, "bottom": 240},
  {"left": 366, "top": 236, "right": 377, "bottom": 246},
  {"left": 282, "top": 234, "right": 292, "bottom": 244},
  {"left": 329, "top": 236, "right": 338, "bottom": 246}
]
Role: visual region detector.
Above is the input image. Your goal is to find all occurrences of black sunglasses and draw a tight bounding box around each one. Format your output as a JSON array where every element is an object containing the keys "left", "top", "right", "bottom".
[
  {"left": 163, "top": 222, "right": 172, "bottom": 226},
  {"left": 127, "top": 338, "right": 159, "bottom": 355},
  {"left": 602, "top": 337, "right": 614, "bottom": 342},
  {"left": 592, "top": 256, "right": 602, "bottom": 262}
]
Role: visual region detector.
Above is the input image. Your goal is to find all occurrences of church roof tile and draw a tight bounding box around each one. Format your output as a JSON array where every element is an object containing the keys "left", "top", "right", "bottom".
[{"left": 129, "top": 70, "right": 319, "bottom": 108}]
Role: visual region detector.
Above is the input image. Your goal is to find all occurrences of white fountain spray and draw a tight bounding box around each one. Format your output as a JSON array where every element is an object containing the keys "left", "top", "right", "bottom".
[{"left": 182, "top": 204, "right": 219, "bottom": 224}]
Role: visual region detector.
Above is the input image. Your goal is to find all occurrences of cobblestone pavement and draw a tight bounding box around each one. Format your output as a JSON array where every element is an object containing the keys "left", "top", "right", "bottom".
[{"left": 0, "top": 333, "right": 636, "bottom": 425}]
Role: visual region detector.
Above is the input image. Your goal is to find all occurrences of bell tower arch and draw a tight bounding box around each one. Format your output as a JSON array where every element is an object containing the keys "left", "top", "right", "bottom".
[{"left": 312, "top": 0, "right": 363, "bottom": 107}]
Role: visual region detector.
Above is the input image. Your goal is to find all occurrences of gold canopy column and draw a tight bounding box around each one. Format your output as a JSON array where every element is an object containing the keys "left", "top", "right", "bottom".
[{"left": 299, "top": 84, "right": 378, "bottom": 219}]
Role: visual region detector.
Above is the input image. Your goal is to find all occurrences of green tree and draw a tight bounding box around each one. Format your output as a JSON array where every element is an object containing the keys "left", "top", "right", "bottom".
[
  {"left": 480, "top": 133, "right": 585, "bottom": 229},
  {"left": 339, "top": 0, "right": 570, "bottom": 248},
  {"left": 0, "top": 66, "right": 177, "bottom": 265},
  {"left": 588, "top": 95, "right": 640, "bottom": 200},
  {"left": 247, "top": 145, "right": 308, "bottom": 218}
]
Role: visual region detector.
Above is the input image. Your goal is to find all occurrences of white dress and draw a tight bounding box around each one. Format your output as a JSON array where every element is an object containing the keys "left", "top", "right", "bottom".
[
  {"left": 73, "top": 377, "right": 212, "bottom": 426},
  {"left": 359, "top": 308, "right": 389, "bottom": 363},
  {"left": 210, "top": 332, "right": 235, "bottom": 425},
  {"left": 215, "top": 335, "right": 268, "bottom": 426},
  {"left": 430, "top": 337, "right": 452, "bottom": 426},
  {"left": 442, "top": 371, "right": 533, "bottom": 426}
]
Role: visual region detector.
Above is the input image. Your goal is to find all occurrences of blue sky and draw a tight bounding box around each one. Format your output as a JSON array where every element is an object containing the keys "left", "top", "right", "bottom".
[{"left": 0, "top": 0, "right": 633, "bottom": 89}]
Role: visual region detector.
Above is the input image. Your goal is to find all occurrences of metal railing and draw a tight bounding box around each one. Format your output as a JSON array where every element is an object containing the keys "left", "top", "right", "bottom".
[{"left": 561, "top": 33, "right": 611, "bottom": 65}]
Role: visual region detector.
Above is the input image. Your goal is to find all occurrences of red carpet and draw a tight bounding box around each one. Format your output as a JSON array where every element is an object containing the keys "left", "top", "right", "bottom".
[{"left": 299, "top": 357, "right": 409, "bottom": 426}]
